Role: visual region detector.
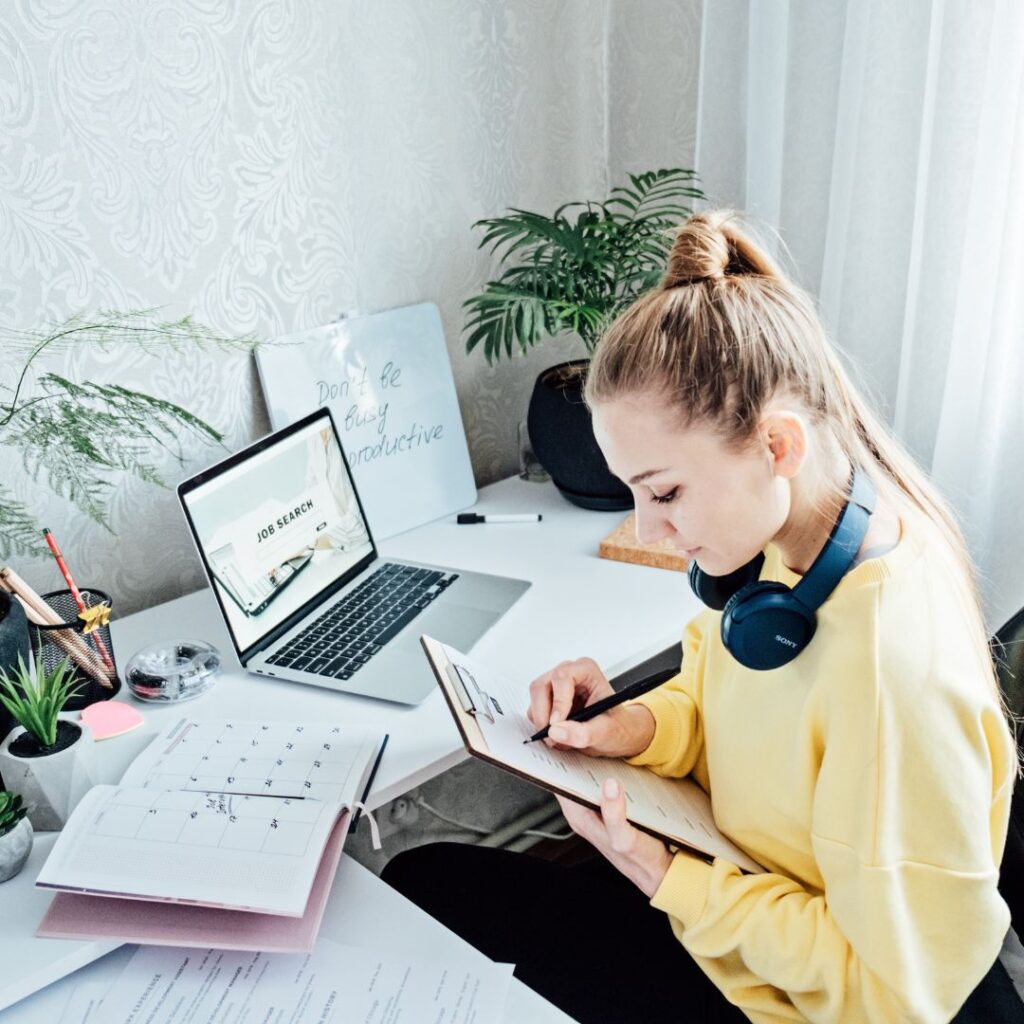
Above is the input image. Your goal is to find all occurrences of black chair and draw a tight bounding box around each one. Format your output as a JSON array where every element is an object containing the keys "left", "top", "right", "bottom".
[
  {"left": 995, "top": 605, "right": 1024, "bottom": 941},
  {"left": 608, "top": 642, "right": 683, "bottom": 694}
]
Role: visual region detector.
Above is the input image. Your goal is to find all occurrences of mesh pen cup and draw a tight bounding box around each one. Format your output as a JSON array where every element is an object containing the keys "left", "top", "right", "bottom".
[{"left": 29, "top": 588, "right": 121, "bottom": 709}]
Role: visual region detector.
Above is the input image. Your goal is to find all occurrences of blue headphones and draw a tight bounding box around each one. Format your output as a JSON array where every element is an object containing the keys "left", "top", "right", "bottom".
[{"left": 688, "top": 467, "right": 876, "bottom": 670}]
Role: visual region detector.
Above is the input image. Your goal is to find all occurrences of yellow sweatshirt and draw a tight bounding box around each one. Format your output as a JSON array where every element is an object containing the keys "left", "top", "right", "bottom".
[{"left": 627, "top": 518, "right": 1016, "bottom": 1023}]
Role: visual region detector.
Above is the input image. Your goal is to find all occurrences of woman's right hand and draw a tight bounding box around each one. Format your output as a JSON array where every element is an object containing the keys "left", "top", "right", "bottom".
[{"left": 526, "top": 657, "right": 656, "bottom": 759}]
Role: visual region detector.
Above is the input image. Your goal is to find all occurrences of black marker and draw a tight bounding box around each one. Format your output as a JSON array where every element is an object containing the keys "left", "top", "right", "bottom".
[{"left": 457, "top": 513, "right": 542, "bottom": 524}]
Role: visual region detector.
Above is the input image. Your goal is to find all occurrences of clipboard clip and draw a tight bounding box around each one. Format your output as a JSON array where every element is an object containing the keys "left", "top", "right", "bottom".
[{"left": 446, "top": 663, "right": 502, "bottom": 724}]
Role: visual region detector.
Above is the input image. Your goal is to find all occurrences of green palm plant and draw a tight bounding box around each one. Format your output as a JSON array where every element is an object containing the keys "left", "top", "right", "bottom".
[
  {"left": 0, "top": 653, "right": 82, "bottom": 750},
  {"left": 0, "top": 308, "right": 259, "bottom": 560},
  {"left": 0, "top": 790, "right": 27, "bottom": 838},
  {"left": 463, "top": 168, "right": 705, "bottom": 363}
]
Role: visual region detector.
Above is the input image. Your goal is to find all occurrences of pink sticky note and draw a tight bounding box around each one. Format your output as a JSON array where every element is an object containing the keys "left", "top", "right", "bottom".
[{"left": 80, "top": 701, "right": 144, "bottom": 740}]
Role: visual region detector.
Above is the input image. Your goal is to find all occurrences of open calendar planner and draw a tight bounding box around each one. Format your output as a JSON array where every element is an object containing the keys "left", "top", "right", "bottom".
[{"left": 33, "top": 718, "right": 387, "bottom": 952}]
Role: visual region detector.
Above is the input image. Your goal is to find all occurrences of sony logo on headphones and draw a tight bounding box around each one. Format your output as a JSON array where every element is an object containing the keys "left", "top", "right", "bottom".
[{"left": 774, "top": 634, "right": 798, "bottom": 649}]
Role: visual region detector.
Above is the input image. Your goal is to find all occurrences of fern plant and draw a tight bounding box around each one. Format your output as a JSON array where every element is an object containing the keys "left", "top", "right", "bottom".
[
  {"left": 463, "top": 168, "right": 705, "bottom": 363},
  {"left": 0, "top": 309, "right": 259, "bottom": 559},
  {"left": 0, "top": 653, "right": 82, "bottom": 750},
  {"left": 0, "top": 790, "right": 27, "bottom": 838}
]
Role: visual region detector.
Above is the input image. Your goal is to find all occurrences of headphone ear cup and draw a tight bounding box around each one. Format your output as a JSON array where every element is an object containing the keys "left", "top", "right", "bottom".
[
  {"left": 720, "top": 581, "right": 817, "bottom": 671},
  {"left": 688, "top": 553, "right": 765, "bottom": 612}
]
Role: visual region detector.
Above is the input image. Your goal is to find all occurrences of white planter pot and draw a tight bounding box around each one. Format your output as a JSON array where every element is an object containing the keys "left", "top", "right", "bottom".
[
  {"left": 0, "top": 816, "right": 33, "bottom": 882},
  {"left": 0, "top": 722, "right": 95, "bottom": 831}
]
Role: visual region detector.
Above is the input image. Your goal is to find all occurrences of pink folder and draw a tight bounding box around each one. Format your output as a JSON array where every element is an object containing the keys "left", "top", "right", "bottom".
[{"left": 35, "top": 812, "right": 349, "bottom": 953}]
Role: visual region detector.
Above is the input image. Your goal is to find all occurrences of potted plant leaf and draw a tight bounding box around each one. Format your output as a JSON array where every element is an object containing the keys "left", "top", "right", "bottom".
[
  {"left": 0, "top": 790, "right": 32, "bottom": 882},
  {"left": 0, "top": 654, "right": 94, "bottom": 830},
  {"left": 463, "top": 168, "right": 705, "bottom": 509},
  {"left": 0, "top": 309, "right": 257, "bottom": 561}
]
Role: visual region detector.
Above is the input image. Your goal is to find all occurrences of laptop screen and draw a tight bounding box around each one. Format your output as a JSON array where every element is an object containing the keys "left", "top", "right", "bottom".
[{"left": 179, "top": 409, "right": 375, "bottom": 657}]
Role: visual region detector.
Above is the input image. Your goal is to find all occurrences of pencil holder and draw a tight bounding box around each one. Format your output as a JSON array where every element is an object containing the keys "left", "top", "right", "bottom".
[
  {"left": 0, "top": 590, "right": 31, "bottom": 741},
  {"left": 29, "top": 588, "right": 121, "bottom": 710}
]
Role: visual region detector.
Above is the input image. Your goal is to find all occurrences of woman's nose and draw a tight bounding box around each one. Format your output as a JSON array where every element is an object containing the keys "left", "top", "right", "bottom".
[{"left": 634, "top": 505, "right": 676, "bottom": 546}]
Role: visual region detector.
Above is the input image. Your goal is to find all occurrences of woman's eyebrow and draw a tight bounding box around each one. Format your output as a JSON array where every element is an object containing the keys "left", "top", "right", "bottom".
[{"left": 628, "top": 469, "right": 667, "bottom": 485}]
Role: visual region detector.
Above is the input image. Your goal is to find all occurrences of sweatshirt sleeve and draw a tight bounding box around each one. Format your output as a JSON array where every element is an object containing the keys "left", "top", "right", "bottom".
[
  {"left": 649, "top": 690, "right": 1015, "bottom": 1023},
  {"left": 623, "top": 611, "right": 712, "bottom": 779}
]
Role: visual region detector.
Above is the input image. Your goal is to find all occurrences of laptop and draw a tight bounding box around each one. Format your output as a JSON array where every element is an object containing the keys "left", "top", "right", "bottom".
[{"left": 177, "top": 406, "right": 530, "bottom": 704}]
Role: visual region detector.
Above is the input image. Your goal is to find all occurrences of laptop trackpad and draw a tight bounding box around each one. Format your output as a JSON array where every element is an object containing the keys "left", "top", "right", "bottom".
[{"left": 403, "top": 603, "right": 497, "bottom": 652}]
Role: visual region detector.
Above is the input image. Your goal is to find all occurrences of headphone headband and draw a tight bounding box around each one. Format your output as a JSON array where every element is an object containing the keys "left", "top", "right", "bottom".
[{"left": 790, "top": 467, "right": 876, "bottom": 611}]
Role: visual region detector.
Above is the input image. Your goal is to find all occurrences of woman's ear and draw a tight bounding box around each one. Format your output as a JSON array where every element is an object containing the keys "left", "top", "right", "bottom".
[{"left": 760, "top": 410, "right": 808, "bottom": 480}]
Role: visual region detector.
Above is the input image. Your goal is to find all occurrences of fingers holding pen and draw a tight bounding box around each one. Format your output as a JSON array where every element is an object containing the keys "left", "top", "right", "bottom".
[
  {"left": 547, "top": 719, "right": 596, "bottom": 751},
  {"left": 531, "top": 661, "right": 580, "bottom": 723},
  {"left": 548, "top": 661, "right": 592, "bottom": 723},
  {"left": 527, "top": 661, "right": 566, "bottom": 728},
  {"left": 526, "top": 657, "right": 613, "bottom": 744}
]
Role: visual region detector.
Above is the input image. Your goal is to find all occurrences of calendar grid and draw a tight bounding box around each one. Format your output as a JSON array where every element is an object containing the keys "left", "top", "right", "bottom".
[{"left": 123, "top": 720, "right": 379, "bottom": 806}]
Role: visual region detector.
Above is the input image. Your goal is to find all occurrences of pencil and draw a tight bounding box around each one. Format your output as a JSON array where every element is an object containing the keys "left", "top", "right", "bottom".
[
  {"left": 42, "top": 529, "right": 116, "bottom": 673},
  {"left": 0, "top": 566, "right": 62, "bottom": 625}
]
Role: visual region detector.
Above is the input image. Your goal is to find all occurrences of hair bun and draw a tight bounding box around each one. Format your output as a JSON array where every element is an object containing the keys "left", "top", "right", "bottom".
[{"left": 663, "top": 210, "right": 781, "bottom": 288}]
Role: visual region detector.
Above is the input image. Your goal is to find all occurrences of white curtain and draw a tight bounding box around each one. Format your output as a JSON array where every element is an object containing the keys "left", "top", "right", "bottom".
[{"left": 696, "top": 0, "right": 1024, "bottom": 630}]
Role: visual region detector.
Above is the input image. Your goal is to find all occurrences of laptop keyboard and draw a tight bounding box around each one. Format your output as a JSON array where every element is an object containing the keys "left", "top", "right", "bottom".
[{"left": 266, "top": 562, "right": 459, "bottom": 680}]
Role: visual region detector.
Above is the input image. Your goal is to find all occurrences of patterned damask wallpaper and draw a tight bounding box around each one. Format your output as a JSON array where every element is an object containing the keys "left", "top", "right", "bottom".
[{"left": 0, "top": 0, "right": 700, "bottom": 615}]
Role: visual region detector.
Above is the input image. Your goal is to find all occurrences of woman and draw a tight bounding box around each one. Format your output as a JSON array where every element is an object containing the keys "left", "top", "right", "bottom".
[{"left": 383, "top": 212, "right": 1020, "bottom": 1023}]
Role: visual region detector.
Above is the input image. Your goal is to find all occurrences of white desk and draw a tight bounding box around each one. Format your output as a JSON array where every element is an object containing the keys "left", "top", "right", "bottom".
[{"left": 0, "top": 476, "right": 700, "bottom": 1019}]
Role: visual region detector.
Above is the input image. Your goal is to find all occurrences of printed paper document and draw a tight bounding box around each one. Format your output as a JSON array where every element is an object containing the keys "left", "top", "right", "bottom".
[{"left": 57, "top": 939, "right": 515, "bottom": 1024}]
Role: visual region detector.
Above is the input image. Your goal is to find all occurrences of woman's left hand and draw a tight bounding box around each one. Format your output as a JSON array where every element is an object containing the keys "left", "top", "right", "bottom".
[{"left": 556, "top": 779, "right": 674, "bottom": 898}]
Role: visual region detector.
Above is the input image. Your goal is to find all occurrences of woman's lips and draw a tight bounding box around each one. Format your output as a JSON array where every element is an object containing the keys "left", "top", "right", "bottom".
[{"left": 680, "top": 546, "right": 702, "bottom": 559}]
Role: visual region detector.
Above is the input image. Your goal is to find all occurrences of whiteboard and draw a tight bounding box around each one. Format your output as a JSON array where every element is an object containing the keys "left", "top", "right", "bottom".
[{"left": 255, "top": 303, "right": 477, "bottom": 540}]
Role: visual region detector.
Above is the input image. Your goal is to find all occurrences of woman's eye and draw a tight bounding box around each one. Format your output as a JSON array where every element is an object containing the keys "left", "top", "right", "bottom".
[{"left": 649, "top": 488, "right": 678, "bottom": 505}]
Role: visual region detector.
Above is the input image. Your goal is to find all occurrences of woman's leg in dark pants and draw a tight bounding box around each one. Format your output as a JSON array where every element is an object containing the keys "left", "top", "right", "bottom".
[
  {"left": 952, "top": 957, "right": 1024, "bottom": 1023},
  {"left": 382, "top": 842, "right": 749, "bottom": 1024}
]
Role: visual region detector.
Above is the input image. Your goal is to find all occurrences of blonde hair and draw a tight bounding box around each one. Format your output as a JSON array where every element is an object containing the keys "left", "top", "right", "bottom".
[{"left": 586, "top": 209, "right": 1000, "bottom": 698}]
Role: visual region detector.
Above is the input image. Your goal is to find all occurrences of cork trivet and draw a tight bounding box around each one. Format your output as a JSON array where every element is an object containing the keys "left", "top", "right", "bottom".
[{"left": 598, "top": 513, "right": 690, "bottom": 572}]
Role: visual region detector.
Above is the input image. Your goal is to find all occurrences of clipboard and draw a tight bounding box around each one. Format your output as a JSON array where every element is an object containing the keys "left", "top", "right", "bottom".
[{"left": 420, "top": 635, "right": 763, "bottom": 872}]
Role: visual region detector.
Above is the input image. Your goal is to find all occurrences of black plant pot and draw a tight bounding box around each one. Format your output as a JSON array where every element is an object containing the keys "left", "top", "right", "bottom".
[
  {"left": 8, "top": 719, "right": 81, "bottom": 758},
  {"left": 0, "top": 590, "right": 30, "bottom": 748},
  {"left": 526, "top": 359, "right": 633, "bottom": 511}
]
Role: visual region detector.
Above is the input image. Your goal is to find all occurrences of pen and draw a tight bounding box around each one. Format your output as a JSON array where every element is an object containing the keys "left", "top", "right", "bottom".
[
  {"left": 43, "top": 528, "right": 116, "bottom": 674},
  {"left": 524, "top": 667, "right": 677, "bottom": 743},
  {"left": 457, "top": 513, "right": 543, "bottom": 524}
]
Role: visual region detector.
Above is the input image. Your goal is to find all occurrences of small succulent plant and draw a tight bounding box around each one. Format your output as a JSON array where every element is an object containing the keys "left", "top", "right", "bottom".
[
  {"left": 0, "top": 653, "right": 82, "bottom": 749},
  {"left": 0, "top": 790, "right": 27, "bottom": 838}
]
